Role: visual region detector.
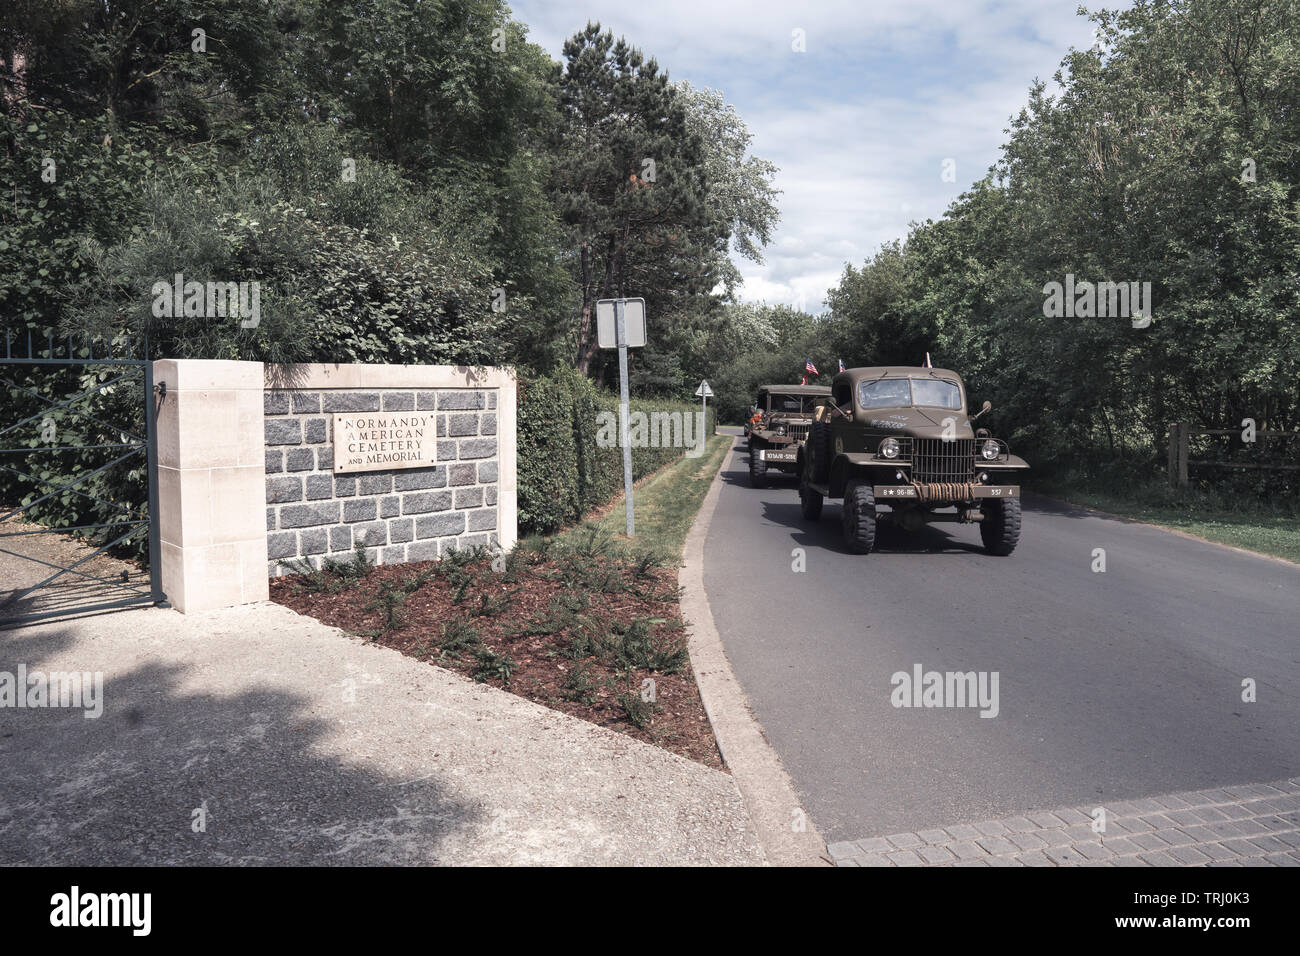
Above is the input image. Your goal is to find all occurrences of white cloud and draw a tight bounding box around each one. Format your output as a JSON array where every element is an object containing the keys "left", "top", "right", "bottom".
[{"left": 510, "top": 0, "right": 1117, "bottom": 311}]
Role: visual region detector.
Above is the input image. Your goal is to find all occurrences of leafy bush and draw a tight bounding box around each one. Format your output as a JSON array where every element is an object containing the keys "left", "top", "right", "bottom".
[
  {"left": 561, "top": 661, "right": 601, "bottom": 707},
  {"left": 437, "top": 618, "right": 482, "bottom": 659},
  {"left": 281, "top": 543, "right": 373, "bottom": 593},
  {"left": 604, "top": 618, "right": 689, "bottom": 674},
  {"left": 471, "top": 646, "right": 514, "bottom": 684},
  {"left": 616, "top": 688, "right": 659, "bottom": 730}
]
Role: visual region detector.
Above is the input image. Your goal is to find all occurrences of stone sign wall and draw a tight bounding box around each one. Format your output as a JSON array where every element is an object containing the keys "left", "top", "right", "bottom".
[
  {"left": 153, "top": 360, "right": 516, "bottom": 612},
  {"left": 263, "top": 365, "right": 517, "bottom": 576}
]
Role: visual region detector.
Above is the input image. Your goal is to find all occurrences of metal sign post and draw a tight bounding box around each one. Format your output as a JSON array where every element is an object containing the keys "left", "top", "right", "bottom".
[
  {"left": 616, "top": 300, "right": 634, "bottom": 537},
  {"left": 597, "top": 297, "right": 647, "bottom": 538}
]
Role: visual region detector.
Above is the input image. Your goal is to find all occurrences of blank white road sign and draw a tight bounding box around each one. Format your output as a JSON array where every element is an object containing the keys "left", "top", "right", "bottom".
[{"left": 596, "top": 298, "right": 647, "bottom": 348}]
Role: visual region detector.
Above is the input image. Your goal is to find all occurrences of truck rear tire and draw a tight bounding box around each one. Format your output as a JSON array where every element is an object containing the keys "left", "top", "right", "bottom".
[
  {"left": 841, "top": 479, "right": 877, "bottom": 554},
  {"left": 799, "top": 481, "right": 823, "bottom": 520},
  {"left": 980, "top": 496, "right": 1021, "bottom": 556},
  {"left": 748, "top": 448, "right": 768, "bottom": 488}
]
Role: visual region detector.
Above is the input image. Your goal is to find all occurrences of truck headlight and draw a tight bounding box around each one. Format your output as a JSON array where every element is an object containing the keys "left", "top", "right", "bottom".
[
  {"left": 880, "top": 438, "right": 900, "bottom": 459},
  {"left": 981, "top": 439, "right": 1000, "bottom": 460}
]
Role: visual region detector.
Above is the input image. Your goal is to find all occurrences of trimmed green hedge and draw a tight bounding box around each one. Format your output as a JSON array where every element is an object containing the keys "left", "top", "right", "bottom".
[
  {"left": 517, "top": 369, "right": 716, "bottom": 534},
  {"left": 3, "top": 362, "right": 713, "bottom": 559}
]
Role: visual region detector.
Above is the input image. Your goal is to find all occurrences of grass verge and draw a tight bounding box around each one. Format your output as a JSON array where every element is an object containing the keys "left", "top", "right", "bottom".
[
  {"left": 552, "top": 433, "right": 731, "bottom": 560},
  {"left": 1036, "top": 481, "right": 1300, "bottom": 564}
]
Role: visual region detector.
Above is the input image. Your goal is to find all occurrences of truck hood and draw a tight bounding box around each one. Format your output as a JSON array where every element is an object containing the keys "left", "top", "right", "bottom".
[{"left": 864, "top": 408, "right": 975, "bottom": 440}]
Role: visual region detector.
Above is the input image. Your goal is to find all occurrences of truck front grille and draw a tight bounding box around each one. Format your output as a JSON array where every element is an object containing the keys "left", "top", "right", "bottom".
[
  {"left": 788, "top": 424, "right": 810, "bottom": 443},
  {"left": 910, "top": 438, "right": 975, "bottom": 483}
]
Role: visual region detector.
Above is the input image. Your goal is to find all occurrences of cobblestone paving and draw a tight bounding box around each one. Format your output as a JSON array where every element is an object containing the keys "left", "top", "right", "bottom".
[{"left": 829, "top": 777, "right": 1300, "bottom": 867}]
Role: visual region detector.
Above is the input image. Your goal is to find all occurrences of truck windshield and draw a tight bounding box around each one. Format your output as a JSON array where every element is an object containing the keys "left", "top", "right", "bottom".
[
  {"left": 770, "top": 395, "right": 817, "bottom": 414},
  {"left": 910, "top": 379, "right": 962, "bottom": 409},
  {"left": 858, "top": 378, "right": 962, "bottom": 410}
]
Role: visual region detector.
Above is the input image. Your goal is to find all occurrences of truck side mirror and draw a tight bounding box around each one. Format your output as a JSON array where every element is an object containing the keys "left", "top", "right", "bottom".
[{"left": 971, "top": 400, "right": 992, "bottom": 421}]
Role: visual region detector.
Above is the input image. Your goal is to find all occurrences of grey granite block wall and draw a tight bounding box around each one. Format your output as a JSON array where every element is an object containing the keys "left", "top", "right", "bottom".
[{"left": 265, "top": 388, "right": 500, "bottom": 576}]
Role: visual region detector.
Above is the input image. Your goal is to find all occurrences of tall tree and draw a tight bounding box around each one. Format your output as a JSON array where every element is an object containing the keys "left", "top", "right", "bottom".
[
  {"left": 549, "top": 24, "right": 717, "bottom": 378},
  {"left": 824, "top": 0, "right": 1300, "bottom": 476},
  {"left": 676, "top": 82, "right": 781, "bottom": 298}
]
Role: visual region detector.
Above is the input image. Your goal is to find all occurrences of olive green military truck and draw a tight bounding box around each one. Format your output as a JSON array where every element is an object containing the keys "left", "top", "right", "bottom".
[
  {"left": 797, "top": 366, "right": 1028, "bottom": 555},
  {"left": 746, "top": 384, "right": 832, "bottom": 488}
]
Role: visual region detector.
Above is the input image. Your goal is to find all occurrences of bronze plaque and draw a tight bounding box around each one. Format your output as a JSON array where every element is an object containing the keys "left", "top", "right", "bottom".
[{"left": 332, "top": 413, "right": 436, "bottom": 473}]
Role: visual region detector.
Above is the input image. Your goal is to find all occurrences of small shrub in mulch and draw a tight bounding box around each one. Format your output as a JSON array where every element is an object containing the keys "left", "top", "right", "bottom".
[{"left": 269, "top": 533, "right": 724, "bottom": 769}]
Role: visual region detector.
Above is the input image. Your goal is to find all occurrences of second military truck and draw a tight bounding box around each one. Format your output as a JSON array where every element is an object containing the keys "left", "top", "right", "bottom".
[{"left": 747, "top": 384, "right": 831, "bottom": 487}]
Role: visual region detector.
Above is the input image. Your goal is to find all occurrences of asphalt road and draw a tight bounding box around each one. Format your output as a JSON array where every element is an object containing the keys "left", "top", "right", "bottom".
[{"left": 704, "top": 434, "right": 1300, "bottom": 842}]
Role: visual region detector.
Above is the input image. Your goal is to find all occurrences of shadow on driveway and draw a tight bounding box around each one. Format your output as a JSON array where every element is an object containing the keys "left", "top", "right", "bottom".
[{"left": 0, "top": 622, "right": 478, "bottom": 866}]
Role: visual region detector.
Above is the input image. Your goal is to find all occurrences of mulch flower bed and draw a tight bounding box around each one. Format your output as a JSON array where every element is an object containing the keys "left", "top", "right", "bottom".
[{"left": 269, "top": 531, "right": 725, "bottom": 770}]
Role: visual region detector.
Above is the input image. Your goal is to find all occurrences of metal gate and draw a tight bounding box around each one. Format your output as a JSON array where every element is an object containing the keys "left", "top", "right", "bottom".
[{"left": 0, "top": 332, "right": 165, "bottom": 626}]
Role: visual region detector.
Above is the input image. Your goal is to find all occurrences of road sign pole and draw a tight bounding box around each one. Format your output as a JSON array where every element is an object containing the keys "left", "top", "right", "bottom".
[{"left": 616, "top": 298, "right": 635, "bottom": 537}]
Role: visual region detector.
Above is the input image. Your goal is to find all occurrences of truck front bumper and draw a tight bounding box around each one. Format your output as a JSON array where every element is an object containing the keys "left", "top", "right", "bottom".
[{"left": 874, "top": 484, "right": 1019, "bottom": 501}]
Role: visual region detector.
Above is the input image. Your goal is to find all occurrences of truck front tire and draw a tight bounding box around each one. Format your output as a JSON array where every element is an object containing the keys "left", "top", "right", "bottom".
[
  {"left": 799, "top": 481, "right": 823, "bottom": 520},
  {"left": 809, "top": 421, "right": 832, "bottom": 484},
  {"left": 748, "top": 448, "right": 768, "bottom": 488},
  {"left": 980, "top": 496, "right": 1021, "bottom": 555},
  {"left": 841, "top": 479, "right": 877, "bottom": 554}
]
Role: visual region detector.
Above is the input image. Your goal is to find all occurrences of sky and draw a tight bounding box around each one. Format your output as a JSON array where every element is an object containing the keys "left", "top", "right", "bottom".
[{"left": 509, "top": 0, "right": 1120, "bottom": 313}]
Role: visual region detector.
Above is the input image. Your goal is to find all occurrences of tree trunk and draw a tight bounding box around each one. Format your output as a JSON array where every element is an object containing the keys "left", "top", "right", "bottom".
[
  {"left": 590, "top": 234, "right": 619, "bottom": 386},
  {"left": 576, "top": 241, "right": 594, "bottom": 374}
]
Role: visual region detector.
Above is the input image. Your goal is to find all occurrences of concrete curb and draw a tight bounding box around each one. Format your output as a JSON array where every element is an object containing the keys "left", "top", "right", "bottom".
[{"left": 679, "top": 436, "right": 831, "bottom": 867}]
